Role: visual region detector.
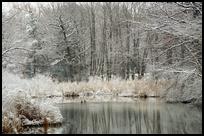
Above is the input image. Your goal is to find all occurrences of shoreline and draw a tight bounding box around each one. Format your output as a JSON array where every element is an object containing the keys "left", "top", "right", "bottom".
[{"left": 31, "top": 95, "right": 200, "bottom": 105}]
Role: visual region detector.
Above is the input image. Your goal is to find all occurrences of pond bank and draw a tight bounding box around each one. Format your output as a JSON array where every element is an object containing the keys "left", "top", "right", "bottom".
[{"left": 32, "top": 94, "right": 201, "bottom": 106}]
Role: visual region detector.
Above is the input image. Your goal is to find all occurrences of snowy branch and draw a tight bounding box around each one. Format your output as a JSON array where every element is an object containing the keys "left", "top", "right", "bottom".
[{"left": 2, "top": 47, "right": 34, "bottom": 57}]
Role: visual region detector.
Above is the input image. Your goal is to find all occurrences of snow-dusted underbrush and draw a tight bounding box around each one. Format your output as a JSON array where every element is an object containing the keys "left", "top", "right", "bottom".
[
  {"left": 2, "top": 70, "right": 61, "bottom": 97},
  {"left": 2, "top": 89, "right": 63, "bottom": 134},
  {"left": 2, "top": 70, "right": 63, "bottom": 134},
  {"left": 156, "top": 70, "right": 202, "bottom": 104}
]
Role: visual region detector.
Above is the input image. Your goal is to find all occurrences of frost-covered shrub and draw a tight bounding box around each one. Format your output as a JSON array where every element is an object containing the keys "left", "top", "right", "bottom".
[
  {"left": 2, "top": 89, "right": 31, "bottom": 114},
  {"left": 38, "top": 101, "right": 63, "bottom": 123},
  {"left": 2, "top": 70, "right": 60, "bottom": 97},
  {"left": 2, "top": 70, "right": 63, "bottom": 133},
  {"left": 2, "top": 112, "right": 22, "bottom": 134},
  {"left": 29, "top": 74, "right": 60, "bottom": 96},
  {"left": 2, "top": 70, "right": 25, "bottom": 91},
  {"left": 163, "top": 71, "right": 202, "bottom": 104},
  {"left": 2, "top": 89, "right": 63, "bottom": 126}
]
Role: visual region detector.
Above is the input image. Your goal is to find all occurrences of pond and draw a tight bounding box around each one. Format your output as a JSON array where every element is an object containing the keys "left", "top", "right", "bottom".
[{"left": 50, "top": 98, "right": 202, "bottom": 134}]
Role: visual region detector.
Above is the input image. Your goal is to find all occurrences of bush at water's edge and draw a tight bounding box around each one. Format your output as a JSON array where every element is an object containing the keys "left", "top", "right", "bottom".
[
  {"left": 2, "top": 88, "right": 63, "bottom": 134},
  {"left": 158, "top": 71, "right": 202, "bottom": 105}
]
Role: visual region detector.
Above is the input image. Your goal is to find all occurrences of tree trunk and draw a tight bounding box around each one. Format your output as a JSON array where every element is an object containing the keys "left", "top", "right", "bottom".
[
  {"left": 90, "top": 3, "right": 96, "bottom": 76},
  {"left": 59, "top": 15, "right": 73, "bottom": 81}
]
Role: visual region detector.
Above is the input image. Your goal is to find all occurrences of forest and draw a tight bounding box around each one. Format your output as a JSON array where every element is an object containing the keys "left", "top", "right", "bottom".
[{"left": 2, "top": 2, "right": 202, "bottom": 134}]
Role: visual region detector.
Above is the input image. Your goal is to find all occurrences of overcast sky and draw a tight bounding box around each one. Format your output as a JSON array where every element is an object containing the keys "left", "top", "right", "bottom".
[
  {"left": 2, "top": 2, "right": 49, "bottom": 12},
  {"left": 2, "top": 2, "right": 152, "bottom": 14}
]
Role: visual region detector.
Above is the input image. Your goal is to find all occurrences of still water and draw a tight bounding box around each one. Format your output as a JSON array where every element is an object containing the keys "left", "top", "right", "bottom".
[{"left": 54, "top": 98, "right": 202, "bottom": 134}]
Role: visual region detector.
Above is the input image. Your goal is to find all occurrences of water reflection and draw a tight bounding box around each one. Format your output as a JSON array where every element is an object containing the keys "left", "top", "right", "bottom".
[{"left": 56, "top": 99, "right": 201, "bottom": 134}]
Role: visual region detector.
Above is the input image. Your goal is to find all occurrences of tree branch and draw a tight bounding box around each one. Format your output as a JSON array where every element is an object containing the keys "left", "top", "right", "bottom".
[{"left": 2, "top": 47, "right": 34, "bottom": 57}]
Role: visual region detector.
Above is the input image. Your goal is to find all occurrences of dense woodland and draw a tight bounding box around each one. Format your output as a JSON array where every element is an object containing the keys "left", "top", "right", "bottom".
[{"left": 2, "top": 2, "right": 202, "bottom": 82}]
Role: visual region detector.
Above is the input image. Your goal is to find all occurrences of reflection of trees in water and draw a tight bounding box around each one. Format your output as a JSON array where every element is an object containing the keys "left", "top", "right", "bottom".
[
  {"left": 139, "top": 100, "right": 161, "bottom": 134},
  {"left": 159, "top": 103, "right": 201, "bottom": 134},
  {"left": 156, "top": 109, "right": 161, "bottom": 133},
  {"left": 59, "top": 102, "right": 201, "bottom": 134}
]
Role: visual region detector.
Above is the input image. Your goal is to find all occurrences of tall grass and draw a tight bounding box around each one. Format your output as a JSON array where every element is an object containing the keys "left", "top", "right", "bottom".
[
  {"left": 57, "top": 76, "right": 171, "bottom": 97},
  {"left": 3, "top": 70, "right": 172, "bottom": 98}
]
